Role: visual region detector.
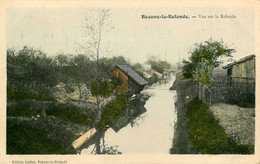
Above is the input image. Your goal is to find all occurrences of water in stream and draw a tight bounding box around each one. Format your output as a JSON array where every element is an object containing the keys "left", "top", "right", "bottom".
[{"left": 81, "top": 76, "right": 177, "bottom": 154}]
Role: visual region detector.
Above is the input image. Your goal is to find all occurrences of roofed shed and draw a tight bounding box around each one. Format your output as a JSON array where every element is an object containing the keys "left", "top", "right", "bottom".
[
  {"left": 223, "top": 54, "right": 255, "bottom": 83},
  {"left": 109, "top": 64, "right": 148, "bottom": 95}
]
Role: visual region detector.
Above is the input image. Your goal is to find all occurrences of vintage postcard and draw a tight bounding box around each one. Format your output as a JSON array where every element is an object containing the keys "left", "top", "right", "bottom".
[{"left": 0, "top": 0, "right": 259, "bottom": 163}]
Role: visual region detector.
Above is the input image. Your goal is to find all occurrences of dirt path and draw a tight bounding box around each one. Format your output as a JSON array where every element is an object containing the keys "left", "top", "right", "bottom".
[{"left": 209, "top": 103, "right": 255, "bottom": 145}]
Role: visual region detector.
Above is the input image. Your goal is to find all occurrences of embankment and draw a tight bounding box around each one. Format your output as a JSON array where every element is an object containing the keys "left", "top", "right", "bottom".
[
  {"left": 169, "top": 73, "right": 254, "bottom": 154},
  {"left": 7, "top": 100, "right": 96, "bottom": 154},
  {"left": 169, "top": 76, "right": 198, "bottom": 154}
]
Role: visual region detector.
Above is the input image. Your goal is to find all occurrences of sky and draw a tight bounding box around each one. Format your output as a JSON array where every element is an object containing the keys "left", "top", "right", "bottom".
[{"left": 6, "top": 7, "right": 255, "bottom": 65}]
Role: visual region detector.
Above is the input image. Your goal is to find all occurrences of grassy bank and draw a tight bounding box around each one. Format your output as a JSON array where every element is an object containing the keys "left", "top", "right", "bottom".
[
  {"left": 170, "top": 78, "right": 198, "bottom": 154},
  {"left": 186, "top": 98, "right": 254, "bottom": 154}
]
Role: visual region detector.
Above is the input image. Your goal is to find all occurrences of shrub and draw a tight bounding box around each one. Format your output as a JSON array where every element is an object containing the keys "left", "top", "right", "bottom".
[
  {"left": 148, "top": 74, "right": 159, "bottom": 85},
  {"left": 7, "top": 99, "right": 46, "bottom": 117},
  {"left": 7, "top": 88, "right": 54, "bottom": 101},
  {"left": 7, "top": 105, "right": 31, "bottom": 117},
  {"left": 45, "top": 103, "right": 94, "bottom": 125},
  {"left": 186, "top": 98, "right": 254, "bottom": 154},
  {"left": 7, "top": 121, "right": 66, "bottom": 154},
  {"left": 97, "top": 94, "right": 129, "bottom": 130}
]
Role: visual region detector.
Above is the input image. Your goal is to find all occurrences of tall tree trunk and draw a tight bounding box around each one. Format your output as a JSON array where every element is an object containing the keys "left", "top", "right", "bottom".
[
  {"left": 95, "top": 139, "right": 101, "bottom": 154},
  {"left": 77, "top": 84, "right": 82, "bottom": 100}
]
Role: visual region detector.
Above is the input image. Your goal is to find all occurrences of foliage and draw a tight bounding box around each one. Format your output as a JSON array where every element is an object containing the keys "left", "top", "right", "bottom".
[
  {"left": 99, "top": 56, "right": 127, "bottom": 71},
  {"left": 148, "top": 74, "right": 159, "bottom": 85},
  {"left": 182, "top": 39, "right": 235, "bottom": 86},
  {"left": 7, "top": 121, "right": 66, "bottom": 154},
  {"left": 7, "top": 100, "right": 94, "bottom": 125},
  {"left": 90, "top": 79, "right": 115, "bottom": 98},
  {"left": 7, "top": 104, "right": 31, "bottom": 117},
  {"left": 197, "top": 72, "right": 211, "bottom": 87},
  {"left": 7, "top": 46, "right": 58, "bottom": 100},
  {"left": 148, "top": 59, "right": 171, "bottom": 74},
  {"left": 186, "top": 98, "right": 254, "bottom": 154},
  {"left": 182, "top": 60, "right": 193, "bottom": 78},
  {"left": 7, "top": 100, "right": 46, "bottom": 117},
  {"left": 54, "top": 54, "right": 96, "bottom": 99},
  {"left": 7, "top": 89, "right": 54, "bottom": 101},
  {"left": 45, "top": 103, "right": 94, "bottom": 125},
  {"left": 132, "top": 63, "right": 144, "bottom": 76},
  {"left": 7, "top": 45, "right": 131, "bottom": 102},
  {"left": 97, "top": 94, "right": 129, "bottom": 130}
]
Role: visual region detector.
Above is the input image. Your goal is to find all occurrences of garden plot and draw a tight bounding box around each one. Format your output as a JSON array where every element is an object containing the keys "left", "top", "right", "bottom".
[{"left": 209, "top": 103, "right": 255, "bottom": 145}]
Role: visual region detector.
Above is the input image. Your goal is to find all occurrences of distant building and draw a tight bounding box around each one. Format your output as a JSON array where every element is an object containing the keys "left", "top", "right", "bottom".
[
  {"left": 163, "top": 68, "right": 171, "bottom": 76},
  {"left": 222, "top": 54, "right": 255, "bottom": 83},
  {"left": 109, "top": 64, "right": 148, "bottom": 95},
  {"left": 151, "top": 70, "right": 163, "bottom": 79}
]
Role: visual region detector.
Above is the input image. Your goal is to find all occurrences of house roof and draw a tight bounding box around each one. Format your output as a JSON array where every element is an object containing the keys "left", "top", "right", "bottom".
[
  {"left": 114, "top": 64, "right": 148, "bottom": 85},
  {"left": 222, "top": 54, "right": 255, "bottom": 69},
  {"left": 152, "top": 70, "right": 163, "bottom": 79}
]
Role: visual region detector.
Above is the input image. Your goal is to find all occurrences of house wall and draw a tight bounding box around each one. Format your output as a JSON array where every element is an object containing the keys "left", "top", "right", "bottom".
[
  {"left": 128, "top": 78, "right": 144, "bottom": 95},
  {"left": 231, "top": 58, "right": 255, "bottom": 82},
  {"left": 109, "top": 67, "right": 129, "bottom": 95}
]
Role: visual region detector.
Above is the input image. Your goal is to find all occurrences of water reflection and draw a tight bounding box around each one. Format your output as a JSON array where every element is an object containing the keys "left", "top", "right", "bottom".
[
  {"left": 81, "top": 76, "right": 177, "bottom": 154},
  {"left": 84, "top": 133, "right": 122, "bottom": 155}
]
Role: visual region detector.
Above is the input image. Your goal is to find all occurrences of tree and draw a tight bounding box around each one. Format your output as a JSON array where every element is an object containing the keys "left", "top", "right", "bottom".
[
  {"left": 78, "top": 9, "right": 113, "bottom": 125},
  {"left": 82, "top": 9, "right": 110, "bottom": 104},
  {"left": 7, "top": 46, "right": 58, "bottom": 100},
  {"left": 70, "top": 54, "right": 96, "bottom": 100},
  {"left": 148, "top": 59, "right": 171, "bottom": 74},
  {"left": 132, "top": 63, "right": 144, "bottom": 76},
  {"left": 182, "top": 39, "right": 235, "bottom": 86},
  {"left": 53, "top": 54, "right": 73, "bottom": 86},
  {"left": 91, "top": 79, "right": 115, "bottom": 103},
  {"left": 53, "top": 54, "right": 96, "bottom": 100},
  {"left": 99, "top": 56, "right": 127, "bottom": 75}
]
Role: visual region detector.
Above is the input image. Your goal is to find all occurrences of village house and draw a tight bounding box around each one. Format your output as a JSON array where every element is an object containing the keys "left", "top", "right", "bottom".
[
  {"left": 163, "top": 68, "right": 171, "bottom": 76},
  {"left": 151, "top": 70, "right": 163, "bottom": 79},
  {"left": 222, "top": 54, "right": 255, "bottom": 83},
  {"left": 109, "top": 64, "right": 148, "bottom": 95}
]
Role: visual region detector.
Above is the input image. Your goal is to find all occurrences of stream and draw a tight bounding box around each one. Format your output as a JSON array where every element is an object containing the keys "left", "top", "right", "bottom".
[{"left": 81, "top": 75, "right": 177, "bottom": 154}]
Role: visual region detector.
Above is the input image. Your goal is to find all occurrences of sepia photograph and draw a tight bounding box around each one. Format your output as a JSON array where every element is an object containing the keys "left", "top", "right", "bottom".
[{"left": 1, "top": 0, "right": 259, "bottom": 163}]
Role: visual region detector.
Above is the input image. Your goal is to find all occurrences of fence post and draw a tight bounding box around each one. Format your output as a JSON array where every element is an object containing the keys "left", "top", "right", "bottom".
[{"left": 197, "top": 82, "right": 212, "bottom": 107}]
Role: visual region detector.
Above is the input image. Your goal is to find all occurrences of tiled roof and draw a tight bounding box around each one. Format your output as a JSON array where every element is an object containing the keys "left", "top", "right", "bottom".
[
  {"left": 116, "top": 64, "right": 148, "bottom": 85},
  {"left": 223, "top": 54, "right": 255, "bottom": 69}
]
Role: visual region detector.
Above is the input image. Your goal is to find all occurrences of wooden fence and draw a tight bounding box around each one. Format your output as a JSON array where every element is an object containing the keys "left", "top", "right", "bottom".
[
  {"left": 198, "top": 82, "right": 211, "bottom": 106},
  {"left": 198, "top": 80, "right": 255, "bottom": 106}
]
